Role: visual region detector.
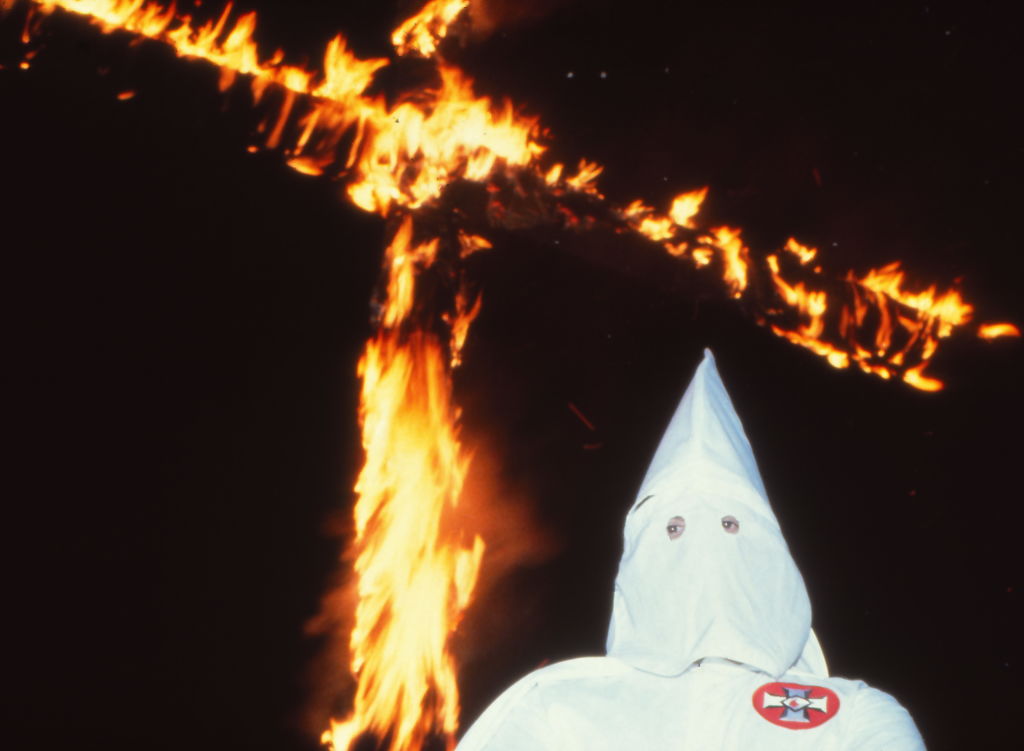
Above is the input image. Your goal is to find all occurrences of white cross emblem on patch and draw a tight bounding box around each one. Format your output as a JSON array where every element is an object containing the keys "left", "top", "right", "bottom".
[{"left": 763, "top": 688, "right": 829, "bottom": 723}]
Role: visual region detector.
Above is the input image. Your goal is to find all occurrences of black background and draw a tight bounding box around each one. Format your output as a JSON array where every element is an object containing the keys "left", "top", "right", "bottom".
[{"left": 4, "top": 1, "right": 1022, "bottom": 749}]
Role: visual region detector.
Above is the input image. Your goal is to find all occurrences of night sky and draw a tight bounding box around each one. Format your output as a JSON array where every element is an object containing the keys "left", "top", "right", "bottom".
[{"left": 4, "top": 1, "right": 1022, "bottom": 750}]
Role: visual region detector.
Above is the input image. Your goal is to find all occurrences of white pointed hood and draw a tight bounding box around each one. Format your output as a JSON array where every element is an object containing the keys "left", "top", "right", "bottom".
[{"left": 606, "top": 349, "right": 827, "bottom": 678}]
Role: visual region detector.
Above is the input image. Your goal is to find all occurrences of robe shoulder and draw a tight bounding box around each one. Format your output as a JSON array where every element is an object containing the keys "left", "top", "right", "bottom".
[
  {"left": 457, "top": 662, "right": 926, "bottom": 751},
  {"left": 843, "top": 681, "right": 925, "bottom": 751},
  {"left": 782, "top": 672, "right": 925, "bottom": 750},
  {"left": 455, "top": 657, "right": 629, "bottom": 751}
]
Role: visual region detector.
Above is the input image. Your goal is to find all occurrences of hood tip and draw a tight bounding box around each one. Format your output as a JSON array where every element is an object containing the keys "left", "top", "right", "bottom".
[{"left": 698, "top": 348, "right": 719, "bottom": 377}]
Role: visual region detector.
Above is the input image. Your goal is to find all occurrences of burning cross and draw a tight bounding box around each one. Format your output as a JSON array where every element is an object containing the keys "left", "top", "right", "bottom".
[{"left": 762, "top": 686, "right": 829, "bottom": 723}]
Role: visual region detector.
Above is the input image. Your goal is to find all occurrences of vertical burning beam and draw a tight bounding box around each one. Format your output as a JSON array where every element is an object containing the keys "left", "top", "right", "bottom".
[{"left": 323, "top": 217, "right": 485, "bottom": 751}]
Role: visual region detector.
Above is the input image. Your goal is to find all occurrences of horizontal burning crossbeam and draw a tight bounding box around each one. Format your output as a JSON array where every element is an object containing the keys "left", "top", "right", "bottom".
[{"left": 4, "top": 0, "right": 1015, "bottom": 393}]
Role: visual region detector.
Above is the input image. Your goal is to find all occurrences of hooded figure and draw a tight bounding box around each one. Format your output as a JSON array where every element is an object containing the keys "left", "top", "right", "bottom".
[{"left": 457, "top": 350, "right": 925, "bottom": 750}]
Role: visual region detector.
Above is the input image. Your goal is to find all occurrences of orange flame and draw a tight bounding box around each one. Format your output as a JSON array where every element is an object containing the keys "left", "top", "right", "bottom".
[
  {"left": 612, "top": 180, "right": 1002, "bottom": 388},
  {"left": 669, "top": 186, "right": 708, "bottom": 229},
  {"left": 345, "top": 64, "right": 543, "bottom": 215},
  {"left": 322, "top": 217, "right": 485, "bottom": 751},
  {"left": 562, "top": 159, "right": 604, "bottom": 195},
  {"left": 623, "top": 186, "right": 708, "bottom": 244},
  {"left": 783, "top": 237, "right": 817, "bottom": 265},
  {"left": 624, "top": 199, "right": 675, "bottom": 242},
  {"left": 857, "top": 262, "right": 972, "bottom": 338},
  {"left": 708, "top": 226, "right": 750, "bottom": 298},
  {"left": 392, "top": 0, "right": 469, "bottom": 58},
  {"left": 978, "top": 322, "right": 1020, "bottom": 340}
]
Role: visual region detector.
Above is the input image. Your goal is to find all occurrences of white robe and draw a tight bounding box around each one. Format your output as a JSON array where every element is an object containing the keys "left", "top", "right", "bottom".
[
  {"left": 457, "top": 350, "right": 925, "bottom": 750},
  {"left": 457, "top": 658, "right": 922, "bottom": 750}
]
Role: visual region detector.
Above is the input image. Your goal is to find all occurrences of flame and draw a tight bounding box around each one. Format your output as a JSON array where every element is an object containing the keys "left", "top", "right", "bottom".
[
  {"left": 28, "top": 0, "right": 177, "bottom": 36},
  {"left": 669, "top": 186, "right": 708, "bottom": 229},
  {"left": 18, "top": 1, "right": 321, "bottom": 98},
  {"left": 562, "top": 159, "right": 604, "bottom": 195},
  {"left": 707, "top": 226, "right": 750, "bottom": 298},
  {"left": 624, "top": 199, "right": 675, "bottom": 242},
  {"left": 345, "top": 64, "right": 543, "bottom": 215},
  {"left": 856, "top": 262, "right": 972, "bottom": 338},
  {"left": 766, "top": 254, "right": 827, "bottom": 339},
  {"left": 623, "top": 186, "right": 708, "bottom": 245},
  {"left": 322, "top": 217, "right": 485, "bottom": 751},
  {"left": 902, "top": 363, "right": 943, "bottom": 392},
  {"left": 611, "top": 180, "right": 1001, "bottom": 388},
  {"left": 392, "top": 0, "right": 469, "bottom": 58},
  {"left": 978, "top": 322, "right": 1020, "bottom": 340},
  {"left": 764, "top": 253, "right": 848, "bottom": 370},
  {"left": 783, "top": 237, "right": 817, "bottom": 265},
  {"left": 446, "top": 284, "right": 484, "bottom": 368},
  {"left": 16, "top": 2, "right": 543, "bottom": 217}
]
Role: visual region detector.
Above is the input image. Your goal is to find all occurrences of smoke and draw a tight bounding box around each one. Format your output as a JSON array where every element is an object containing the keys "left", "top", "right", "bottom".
[
  {"left": 302, "top": 511, "right": 359, "bottom": 739},
  {"left": 467, "top": 0, "right": 577, "bottom": 40},
  {"left": 446, "top": 437, "right": 561, "bottom": 669}
]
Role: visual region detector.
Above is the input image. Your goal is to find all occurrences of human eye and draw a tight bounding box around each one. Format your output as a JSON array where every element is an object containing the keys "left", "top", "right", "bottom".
[{"left": 666, "top": 516, "right": 686, "bottom": 540}]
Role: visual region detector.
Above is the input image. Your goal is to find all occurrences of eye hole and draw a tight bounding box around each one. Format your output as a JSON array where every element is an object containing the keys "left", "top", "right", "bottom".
[
  {"left": 721, "top": 515, "right": 740, "bottom": 534},
  {"left": 666, "top": 516, "right": 686, "bottom": 540}
]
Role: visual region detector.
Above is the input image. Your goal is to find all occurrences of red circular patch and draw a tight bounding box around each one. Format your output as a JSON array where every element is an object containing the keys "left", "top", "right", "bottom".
[{"left": 752, "top": 682, "right": 840, "bottom": 729}]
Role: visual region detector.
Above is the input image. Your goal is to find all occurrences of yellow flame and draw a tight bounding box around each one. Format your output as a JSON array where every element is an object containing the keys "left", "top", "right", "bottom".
[
  {"left": 346, "top": 64, "right": 543, "bottom": 215},
  {"left": 902, "top": 362, "right": 943, "bottom": 392},
  {"left": 692, "top": 246, "right": 713, "bottom": 267},
  {"left": 323, "top": 218, "right": 485, "bottom": 751},
  {"left": 563, "top": 159, "right": 604, "bottom": 195},
  {"left": 669, "top": 186, "right": 708, "bottom": 229},
  {"left": 29, "top": 0, "right": 176, "bottom": 36},
  {"left": 708, "top": 226, "right": 749, "bottom": 298},
  {"left": 624, "top": 200, "right": 675, "bottom": 241},
  {"left": 18, "top": 1, "right": 540, "bottom": 218},
  {"left": 978, "top": 322, "right": 1020, "bottom": 340},
  {"left": 783, "top": 237, "right": 817, "bottom": 265},
  {"left": 766, "top": 254, "right": 827, "bottom": 339},
  {"left": 391, "top": 0, "right": 469, "bottom": 58},
  {"left": 446, "top": 285, "right": 484, "bottom": 368},
  {"left": 857, "top": 262, "right": 972, "bottom": 338},
  {"left": 457, "top": 230, "right": 492, "bottom": 258}
]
